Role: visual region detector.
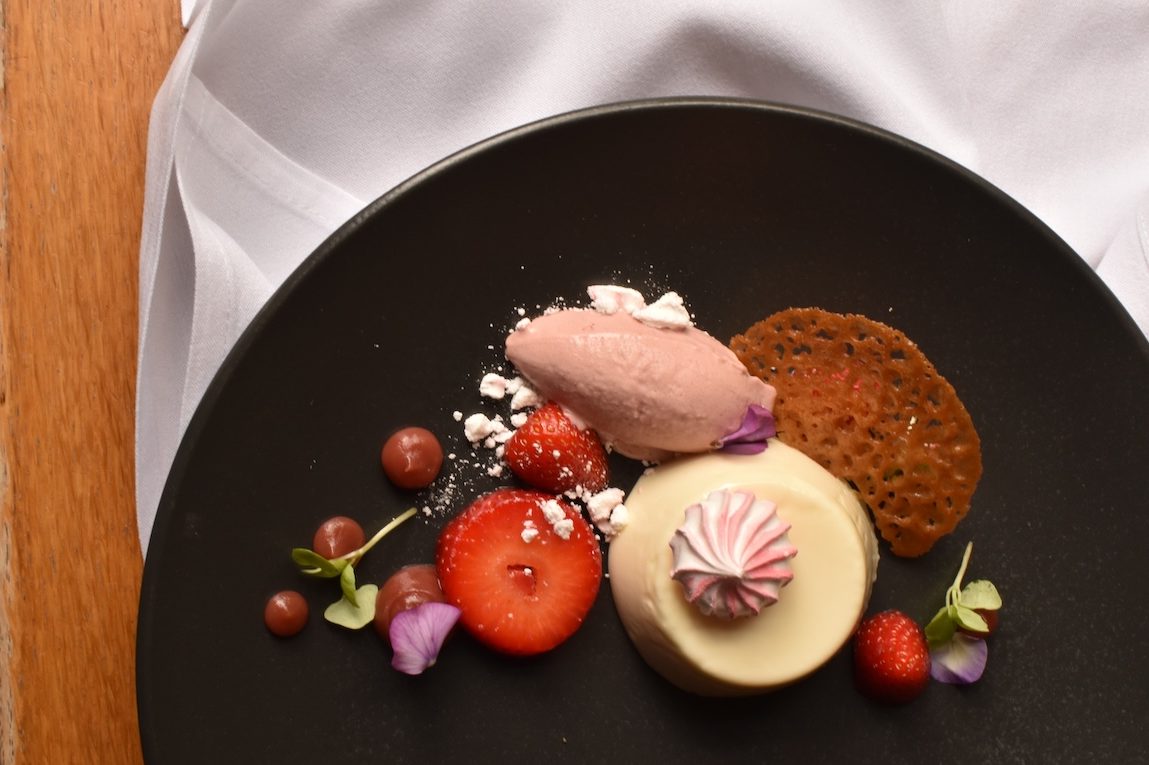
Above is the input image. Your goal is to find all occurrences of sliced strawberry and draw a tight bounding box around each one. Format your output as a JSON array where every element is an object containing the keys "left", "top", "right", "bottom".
[
  {"left": 436, "top": 488, "right": 602, "bottom": 655},
  {"left": 503, "top": 402, "right": 608, "bottom": 494},
  {"left": 853, "top": 609, "right": 931, "bottom": 704}
]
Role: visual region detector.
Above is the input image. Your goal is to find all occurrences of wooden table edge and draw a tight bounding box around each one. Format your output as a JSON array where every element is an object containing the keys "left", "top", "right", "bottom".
[{"left": 1, "top": 2, "right": 184, "bottom": 762}]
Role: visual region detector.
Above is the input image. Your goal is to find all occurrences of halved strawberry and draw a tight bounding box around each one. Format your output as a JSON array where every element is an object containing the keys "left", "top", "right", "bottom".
[
  {"left": 853, "top": 609, "right": 931, "bottom": 704},
  {"left": 436, "top": 488, "right": 602, "bottom": 655},
  {"left": 503, "top": 402, "right": 608, "bottom": 494}
]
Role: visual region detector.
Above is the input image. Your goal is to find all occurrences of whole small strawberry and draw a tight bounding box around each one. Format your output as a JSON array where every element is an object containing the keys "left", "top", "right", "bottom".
[
  {"left": 853, "top": 610, "right": 931, "bottom": 704},
  {"left": 504, "top": 402, "right": 609, "bottom": 494}
]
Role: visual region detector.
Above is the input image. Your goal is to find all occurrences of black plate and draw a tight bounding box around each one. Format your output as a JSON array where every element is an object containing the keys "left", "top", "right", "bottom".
[{"left": 137, "top": 99, "right": 1149, "bottom": 763}]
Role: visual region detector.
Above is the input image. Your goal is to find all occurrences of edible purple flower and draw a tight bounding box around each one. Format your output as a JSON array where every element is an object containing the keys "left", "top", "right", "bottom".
[
  {"left": 718, "top": 404, "right": 777, "bottom": 454},
  {"left": 389, "top": 602, "right": 461, "bottom": 675},
  {"left": 923, "top": 543, "right": 1001, "bottom": 686},
  {"left": 930, "top": 632, "right": 988, "bottom": 684}
]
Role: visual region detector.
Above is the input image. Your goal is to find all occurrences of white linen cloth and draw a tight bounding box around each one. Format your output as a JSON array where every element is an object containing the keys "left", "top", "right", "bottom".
[{"left": 138, "top": 0, "right": 1149, "bottom": 553}]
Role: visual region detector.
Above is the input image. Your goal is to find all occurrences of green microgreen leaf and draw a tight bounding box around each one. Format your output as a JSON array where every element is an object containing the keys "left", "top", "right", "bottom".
[
  {"left": 948, "top": 542, "right": 974, "bottom": 596},
  {"left": 961, "top": 579, "right": 1002, "bottom": 611},
  {"left": 290, "top": 508, "right": 418, "bottom": 630},
  {"left": 954, "top": 604, "right": 989, "bottom": 633},
  {"left": 340, "top": 562, "right": 359, "bottom": 606},
  {"left": 925, "top": 605, "right": 957, "bottom": 647},
  {"left": 347, "top": 506, "right": 419, "bottom": 564},
  {"left": 291, "top": 548, "right": 343, "bottom": 578},
  {"left": 926, "top": 541, "right": 1003, "bottom": 662},
  {"left": 324, "top": 584, "right": 378, "bottom": 629}
]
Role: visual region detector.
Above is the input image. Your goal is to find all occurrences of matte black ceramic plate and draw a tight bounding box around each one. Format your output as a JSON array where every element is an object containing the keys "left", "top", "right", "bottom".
[{"left": 138, "top": 99, "right": 1149, "bottom": 764}]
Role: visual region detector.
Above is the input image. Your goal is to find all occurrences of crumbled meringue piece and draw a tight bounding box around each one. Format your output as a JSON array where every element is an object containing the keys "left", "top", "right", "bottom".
[
  {"left": 462, "top": 413, "right": 498, "bottom": 443},
  {"left": 551, "top": 518, "right": 574, "bottom": 540},
  {"left": 479, "top": 373, "right": 510, "bottom": 400},
  {"left": 584, "top": 487, "right": 629, "bottom": 538},
  {"left": 586, "top": 488, "right": 625, "bottom": 523},
  {"left": 632, "top": 291, "right": 693, "bottom": 330},
  {"left": 463, "top": 412, "right": 509, "bottom": 446},
  {"left": 587, "top": 284, "right": 646, "bottom": 315},
  {"left": 608, "top": 503, "right": 630, "bottom": 532},
  {"left": 541, "top": 499, "right": 566, "bottom": 526},
  {"left": 539, "top": 498, "right": 575, "bottom": 540},
  {"left": 509, "top": 384, "right": 541, "bottom": 411}
]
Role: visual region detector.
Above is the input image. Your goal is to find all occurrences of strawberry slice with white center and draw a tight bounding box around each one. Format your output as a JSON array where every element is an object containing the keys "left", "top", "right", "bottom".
[{"left": 436, "top": 488, "right": 602, "bottom": 655}]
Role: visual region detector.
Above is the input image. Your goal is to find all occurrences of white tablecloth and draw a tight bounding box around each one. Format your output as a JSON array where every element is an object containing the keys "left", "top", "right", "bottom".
[{"left": 138, "top": 0, "right": 1149, "bottom": 552}]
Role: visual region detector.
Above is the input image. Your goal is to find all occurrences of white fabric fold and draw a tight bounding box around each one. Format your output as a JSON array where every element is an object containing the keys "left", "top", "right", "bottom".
[
  {"left": 1098, "top": 193, "right": 1149, "bottom": 338},
  {"left": 138, "top": 0, "right": 1149, "bottom": 552}
]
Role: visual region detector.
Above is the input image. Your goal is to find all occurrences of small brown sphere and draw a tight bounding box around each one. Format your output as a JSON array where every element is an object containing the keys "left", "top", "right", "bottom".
[
  {"left": 381, "top": 427, "right": 444, "bottom": 489},
  {"left": 264, "top": 590, "right": 309, "bottom": 637},
  {"left": 312, "top": 516, "right": 366, "bottom": 559},
  {"left": 373, "top": 564, "right": 445, "bottom": 638}
]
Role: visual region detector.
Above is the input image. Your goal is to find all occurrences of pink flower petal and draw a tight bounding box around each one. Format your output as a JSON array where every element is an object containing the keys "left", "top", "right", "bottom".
[
  {"left": 389, "top": 602, "right": 461, "bottom": 675},
  {"left": 718, "top": 405, "right": 776, "bottom": 454},
  {"left": 930, "top": 632, "right": 988, "bottom": 684}
]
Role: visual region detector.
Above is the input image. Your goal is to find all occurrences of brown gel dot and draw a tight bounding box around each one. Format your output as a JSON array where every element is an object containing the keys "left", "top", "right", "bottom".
[
  {"left": 374, "top": 564, "right": 444, "bottom": 637},
  {"left": 264, "top": 590, "right": 308, "bottom": 637},
  {"left": 381, "top": 427, "right": 444, "bottom": 489},
  {"left": 312, "top": 515, "right": 366, "bottom": 559}
]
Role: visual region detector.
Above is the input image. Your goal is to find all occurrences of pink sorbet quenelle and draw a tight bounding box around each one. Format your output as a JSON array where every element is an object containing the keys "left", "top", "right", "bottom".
[{"left": 505, "top": 292, "right": 775, "bottom": 462}]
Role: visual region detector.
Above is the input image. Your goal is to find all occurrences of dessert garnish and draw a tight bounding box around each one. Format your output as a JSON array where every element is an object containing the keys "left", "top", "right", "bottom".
[
  {"left": 374, "top": 564, "right": 445, "bottom": 636},
  {"left": 631, "top": 290, "right": 693, "bottom": 329},
  {"left": 731, "top": 307, "right": 983, "bottom": 557},
  {"left": 717, "top": 404, "right": 777, "bottom": 455},
  {"left": 587, "top": 284, "right": 693, "bottom": 328},
  {"left": 389, "top": 602, "right": 462, "bottom": 675},
  {"left": 924, "top": 542, "right": 1001, "bottom": 684},
  {"left": 669, "top": 489, "right": 796, "bottom": 619},
  {"left": 381, "top": 426, "right": 444, "bottom": 489},
  {"left": 291, "top": 507, "right": 418, "bottom": 628},
  {"left": 587, "top": 284, "right": 646, "bottom": 315},
  {"left": 312, "top": 515, "right": 366, "bottom": 559},
  {"left": 929, "top": 633, "right": 987, "bottom": 685},
  {"left": 436, "top": 488, "right": 602, "bottom": 655},
  {"left": 853, "top": 609, "right": 932, "bottom": 704},
  {"left": 584, "top": 487, "right": 630, "bottom": 539},
  {"left": 263, "top": 590, "right": 309, "bottom": 637},
  {"left": 375, "top": 565, "right": 458, "bottom": 673},
  {"left": 502, "top": 402, "right": 609, "bottom": 494}
]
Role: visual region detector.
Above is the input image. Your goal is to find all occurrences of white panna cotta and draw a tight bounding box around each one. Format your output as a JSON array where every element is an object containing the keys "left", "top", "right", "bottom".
[{"left": 608, "top": 440, "right": 879, "bottom": 696}]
